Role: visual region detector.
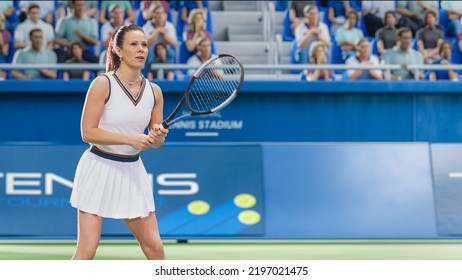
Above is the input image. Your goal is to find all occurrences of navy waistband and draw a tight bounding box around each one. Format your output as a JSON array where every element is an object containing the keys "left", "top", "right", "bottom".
[{"left": 90, "top": 146, "right": 139, "bottom": 162}]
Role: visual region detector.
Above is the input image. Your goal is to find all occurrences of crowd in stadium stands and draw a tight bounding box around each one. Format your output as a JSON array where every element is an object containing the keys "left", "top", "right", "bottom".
[
  {"left": 0, "top": 0, "right": 461, "bottom": 81},
  {"left": 288, "top": 0, "right": 462, "bottom": 81}
]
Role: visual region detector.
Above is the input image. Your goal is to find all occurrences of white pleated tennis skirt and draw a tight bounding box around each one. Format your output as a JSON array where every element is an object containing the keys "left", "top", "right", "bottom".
[{"left": 70, "top": 149, "right": 155, "bottom": 219}]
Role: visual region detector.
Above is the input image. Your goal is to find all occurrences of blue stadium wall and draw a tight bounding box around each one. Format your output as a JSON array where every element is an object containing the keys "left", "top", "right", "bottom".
[{"left": 1, "top": 80, "right": 462, "bottom": 239}]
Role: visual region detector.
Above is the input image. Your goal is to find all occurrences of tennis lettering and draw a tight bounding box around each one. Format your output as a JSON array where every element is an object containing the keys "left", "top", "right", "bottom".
[
  {"left": 156, "top": 173, "right": 199, "bottom": 195},
  {"left": 0, "top": 172, "right": 73, "bottom": 195},
  {"left": 0, "top": 172, "right": 199, "bottom": 196}
]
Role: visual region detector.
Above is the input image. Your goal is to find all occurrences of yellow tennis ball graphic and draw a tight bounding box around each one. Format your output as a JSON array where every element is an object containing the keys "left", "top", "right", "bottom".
[
  {"left": 238, "top": 210, "right": 261, "bottom": 225},
  {"left": 234, "top": 193, "right": 257, "bottom": 208},
  {"left": 187, "top": 200, "right": 210, "bottom": 215}
]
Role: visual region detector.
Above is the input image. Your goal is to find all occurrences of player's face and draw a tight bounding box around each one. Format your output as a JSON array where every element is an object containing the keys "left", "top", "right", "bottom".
[{"left": 120, "top": 30, "right": 148, "bottom": 68}]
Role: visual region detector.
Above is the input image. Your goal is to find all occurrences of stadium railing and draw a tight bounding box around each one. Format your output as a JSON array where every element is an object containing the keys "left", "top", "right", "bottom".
[{"left": 1, "top": 63, "right": 462, "bottom": 81}]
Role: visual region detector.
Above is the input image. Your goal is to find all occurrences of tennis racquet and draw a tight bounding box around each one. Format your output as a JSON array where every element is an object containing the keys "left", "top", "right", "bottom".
[{"left": 161, "top": 54, "right": 244, "bottom": 129}]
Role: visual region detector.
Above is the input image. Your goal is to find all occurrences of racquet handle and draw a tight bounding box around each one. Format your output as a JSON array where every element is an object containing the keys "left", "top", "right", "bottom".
[{"left": 161, "top": 121, "right": 170, "bottom": 129}]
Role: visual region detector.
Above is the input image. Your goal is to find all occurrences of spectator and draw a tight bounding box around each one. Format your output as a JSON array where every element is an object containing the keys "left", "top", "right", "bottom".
[
  {"left": 0, "top": 1, "right": 17, "bottom": 32},
  {"left": 383, "top": 27, "right": 424, "bottom": 80},
  {"left": 335, "top": 10, "right": 364, "bottom": 62},
  {"left": 19, "top": 1, "right": 55, "bottom": 25},
  {"left": 98, "top": 0, "right": 135, "bottom": 25},
  {"left": 142, "top": 4, "right": 177, "bottom": 64},
  {"left": 186, "top": 36, "right": 214, "bottom": 77},
  {"left": 57, "top": 1, "right": 99, "bottom": 20},
  {"left": 327, "top": 0, "right": 354, "bottom": 35},
  {"left": 361, "top": 0, "right": 396, "bottom": 37},
  {"left": 63, "top": 42, "right": 91, "bottom": 80},
  {"left": 418, "top": 1, "right": 439, "bottom": 19},
  {"left": 14, "top": 4, "right": 55, "bottom": 51},
  {"left": 147, "top": 42, "right": 174, "bottom": 81},
  {"left": 429, "top": 41, "right": 459, "bottom": 81},
  {"left": 346, "top": 38, "right": 383, "bottom": 80},
  {"left": 396, "top": 1, "right": 439, "bottom": 36},
  {"left": 416, "top": 10, "right": 444, "bottom": 64},
  {"left": 441, "top": 1, "right": 462, "bottom": 51},
  {"left": 140, "top": 1, "right": 170, "bottom": 22},
  {"left": 0, "top": 10, "right": 11, "bottom": 64},
  {"left": 289, "top": 0, "right": 316, "bottom": 31},
  {"left": 376, "top": 11, "right": 398, "bottom": 57},
  {"left": 302, "top": 41, "right": 333, "bottom": 81},
  {"left": 54, "top": 0, "right": 99, "bottom": 63},
  {"left": 180, "top": 0, "right": 209, "bottom": 27},
  {"left": 100, "top": 4, "right": 125, "bottom": 49},
  {"left": 185, "top": 9, "right": 212, "bottom": 53},
  {"left": 11, "top": 28, "right": 57, "bottom": 79},
  {"left": 295, "top": 5, "right": 331, "bottom": 64}
]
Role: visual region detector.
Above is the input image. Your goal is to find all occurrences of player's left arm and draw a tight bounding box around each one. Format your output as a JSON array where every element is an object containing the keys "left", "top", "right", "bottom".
[{"left": 148, "top": 82, "right": 168, "bottom": 148}]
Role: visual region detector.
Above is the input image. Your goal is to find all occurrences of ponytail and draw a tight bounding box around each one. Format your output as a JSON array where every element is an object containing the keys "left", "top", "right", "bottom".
[{"left": 106, "top": 38, "right": 121, "bottom": 72}]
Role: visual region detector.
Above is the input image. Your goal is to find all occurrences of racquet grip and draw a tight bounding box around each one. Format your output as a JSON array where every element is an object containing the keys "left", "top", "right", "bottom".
[{"left": 161, "top": 121, "right": 169, "bottom": 129}]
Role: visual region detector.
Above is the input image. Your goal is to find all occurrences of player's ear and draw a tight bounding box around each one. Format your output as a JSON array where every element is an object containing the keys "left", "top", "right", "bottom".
[{"left": 113, "top": 46, "right": 122, "bottom": 59}]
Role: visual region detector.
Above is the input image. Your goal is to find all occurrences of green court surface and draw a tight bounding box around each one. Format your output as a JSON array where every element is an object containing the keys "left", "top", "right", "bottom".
[{"left": 1, "top": 240, "right": 462, "bottom": 260}]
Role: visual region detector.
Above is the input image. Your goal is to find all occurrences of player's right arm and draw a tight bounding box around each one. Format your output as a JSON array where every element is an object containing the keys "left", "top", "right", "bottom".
[{"left": 81, "top": 76, "right": 152, "bottom": 150}]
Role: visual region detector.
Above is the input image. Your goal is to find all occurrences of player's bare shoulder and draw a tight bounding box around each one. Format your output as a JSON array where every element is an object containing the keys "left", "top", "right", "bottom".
[{"left": 87, "top": 74, "right": 111, "bottom": 101}]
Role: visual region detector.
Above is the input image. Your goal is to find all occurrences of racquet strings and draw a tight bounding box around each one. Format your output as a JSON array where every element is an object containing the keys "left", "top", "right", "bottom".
[{"left": 188, "top": 56, "right": 242, "bottom": 113}]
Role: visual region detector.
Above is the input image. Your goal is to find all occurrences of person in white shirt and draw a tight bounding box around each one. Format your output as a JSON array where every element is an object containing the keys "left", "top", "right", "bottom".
[
  {"left": 70, "top": 24, "right": 168, "bottom": 260},
  {"left": 186, "top": 36, "right": 215, "bottom": 76},
  {"left": 14, "top": 3, "right": 54, "bottom": 50},
  {"left": 19, "top": 0, "right": 55, "bottom": 25},
  {"left": 335, "top": 10, "right": 364, "bottom": 62},
  {"left": 142, "top": 4, "right": 177, "bottom": 64},
  {"left": 100, "top": 4, "right": 124, "bottom": 49},
  {"left": 346, "top": 38, "right": 383, "bottom": 80},
  {"left": 294, "top": 5, "right": 331, "bottom": 64}
]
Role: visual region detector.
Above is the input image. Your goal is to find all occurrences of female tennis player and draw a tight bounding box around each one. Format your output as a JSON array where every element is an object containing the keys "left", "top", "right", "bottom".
[{"left": 70, "top": 24, "right": 168, "bottom": 260}]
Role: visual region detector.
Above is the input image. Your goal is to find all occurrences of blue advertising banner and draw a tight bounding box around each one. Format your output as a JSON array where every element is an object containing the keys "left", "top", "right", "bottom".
[
  {"left": 3, "top": 80, "right": 462, "bottom": 143},
  {"left": 145, "top": 145, "right": 265, "bottom": 237},
  {"left": 0, "top": 145, "right": 264, "bottom": 238},
  {"left": 0, "top": 145, "right": 81, "bottom": 236}
]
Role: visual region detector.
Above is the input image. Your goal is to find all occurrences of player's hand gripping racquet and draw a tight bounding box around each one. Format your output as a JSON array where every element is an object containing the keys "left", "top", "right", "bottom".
[{"left": 161, "top": 54, "right": 244, "bottom": 129}]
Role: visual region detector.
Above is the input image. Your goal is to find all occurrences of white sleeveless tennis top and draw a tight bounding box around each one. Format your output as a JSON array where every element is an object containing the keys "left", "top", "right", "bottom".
[{"left": 92, "top": 70, "right": 155, "bottom": 156}]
